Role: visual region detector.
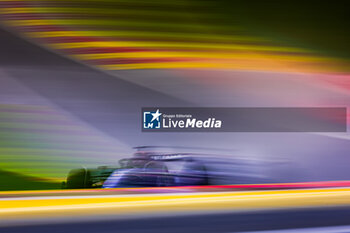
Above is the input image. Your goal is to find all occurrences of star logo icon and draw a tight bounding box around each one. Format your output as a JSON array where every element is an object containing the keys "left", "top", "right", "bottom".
[{"left": 151, "top": 109, "right": 162, "bottom": 122}]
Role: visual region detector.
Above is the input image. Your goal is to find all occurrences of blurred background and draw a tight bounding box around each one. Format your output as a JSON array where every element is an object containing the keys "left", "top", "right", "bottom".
[
  {"left": 0, "top": 0, "right": 349, "bottom": 190},
  {"left": 2, "top": 1, "right": 350, "bottom": 232}
]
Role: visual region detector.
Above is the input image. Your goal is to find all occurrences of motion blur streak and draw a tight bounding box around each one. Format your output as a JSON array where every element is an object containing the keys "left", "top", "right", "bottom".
[
  {"left": 244, "top": 225, "right": 350, "bottom": 233},
  {"left": 2, "top": 181, "right": 350, "bottom": 197},
  {"left": 0, "top": 104, "right": 128, "bottom": 179},
  {"left": 0, "top": 0, "right": 350, "bottom": 185},
  {"left": 0, "top": 0, "right": 348, "bottom": 73},
  {"left": 1, "top": 188, "right": 350, "bottom": 224}
]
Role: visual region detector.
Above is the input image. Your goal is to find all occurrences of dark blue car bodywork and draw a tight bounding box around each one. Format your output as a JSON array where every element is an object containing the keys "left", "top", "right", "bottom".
[{"left": 103, "top": 153, "right": 209, "bottom": 188}]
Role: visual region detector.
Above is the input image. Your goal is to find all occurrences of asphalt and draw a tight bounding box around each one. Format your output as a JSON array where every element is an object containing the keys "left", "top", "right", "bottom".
[{"left": 2, "top": 207, "right": 350, "bottom": 233}]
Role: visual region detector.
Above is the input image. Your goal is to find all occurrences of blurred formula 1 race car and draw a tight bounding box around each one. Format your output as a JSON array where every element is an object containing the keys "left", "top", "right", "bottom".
[
  {"left": 63, "top": 146, "right": 300, "bottom": 189},
  {"left": 63, "top": 146, "right": 209, "bottom": 189},
  {"left": 103, "top": 151, "right": 209, "bottom": 188}
]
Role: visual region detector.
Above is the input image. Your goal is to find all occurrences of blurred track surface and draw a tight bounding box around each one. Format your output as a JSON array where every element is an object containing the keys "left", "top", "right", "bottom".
[
  {"left": 1, "top": 186, "right": 350, "bottom": 223},
  {"left": 1, "top": 187, "right": 350, "bottom": 232},
  {"left": 2, "top": 207, "right": 350, "bottom": 233},
  {"left": 2, "top": 181, "right": 350, "bottom": 198}
]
